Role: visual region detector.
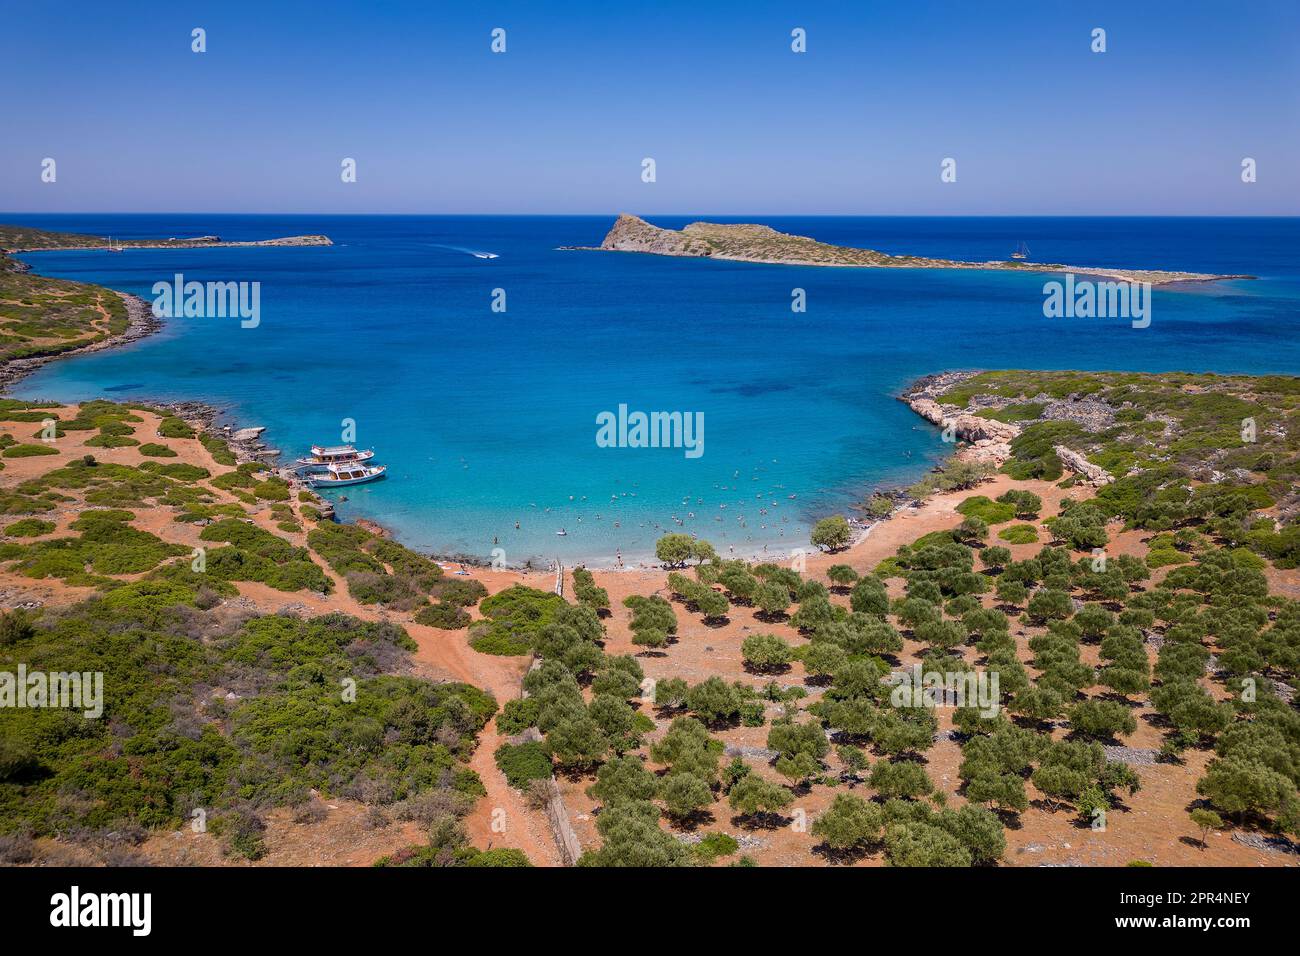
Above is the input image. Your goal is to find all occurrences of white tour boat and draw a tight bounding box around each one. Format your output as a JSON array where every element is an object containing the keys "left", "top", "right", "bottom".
[
  {"left": 304, "top": 461, "right": 387, "bottom": 488},
  {"left": 294, "top": 444, "right": 376, "bottom": 467}
]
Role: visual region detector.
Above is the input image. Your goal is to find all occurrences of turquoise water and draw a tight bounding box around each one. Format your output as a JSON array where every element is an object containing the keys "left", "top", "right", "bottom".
[{"left": 7, "top": 215, "right": 1300, "bottom": 566}]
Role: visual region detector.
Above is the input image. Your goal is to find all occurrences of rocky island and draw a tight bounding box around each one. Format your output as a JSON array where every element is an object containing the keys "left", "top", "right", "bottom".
[{"left": 573, "top": 214, "right": 1251, "bottom": 286}]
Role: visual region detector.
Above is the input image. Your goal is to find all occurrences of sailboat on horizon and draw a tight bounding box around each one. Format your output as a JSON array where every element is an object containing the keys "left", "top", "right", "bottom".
[{"left": 1010, "top": 240, "right": 1030, "bottom": 260}]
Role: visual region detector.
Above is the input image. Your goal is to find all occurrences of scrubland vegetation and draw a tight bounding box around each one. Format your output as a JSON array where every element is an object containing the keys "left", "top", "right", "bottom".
[
  {"left": 944, "top": 370, "right": 1300, "bottom": 568},
  {"left": 0, "top": 397, "right": 503, "bottom": 866},
  {"left": 0, "top": 253, "right": 130, "bottom": 362}
]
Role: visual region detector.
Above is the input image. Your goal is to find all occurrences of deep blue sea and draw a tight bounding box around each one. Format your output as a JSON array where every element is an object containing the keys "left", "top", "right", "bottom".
[{"left": 6, "top": 214, "right": 1299, "bottom": 566}]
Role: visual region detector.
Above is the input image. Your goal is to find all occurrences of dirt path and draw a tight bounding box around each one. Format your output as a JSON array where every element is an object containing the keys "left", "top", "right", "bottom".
[{"left": 463, "top": 723, "right": 562, "bottom": 865}]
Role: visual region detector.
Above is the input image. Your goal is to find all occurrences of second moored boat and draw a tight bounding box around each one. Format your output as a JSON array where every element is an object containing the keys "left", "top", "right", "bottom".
[
  {"left": 303, "top": 460, "right": 387, "bottom": 487},
  {"left": 294, "top": 444, "right": 375, "bottom": 467}
]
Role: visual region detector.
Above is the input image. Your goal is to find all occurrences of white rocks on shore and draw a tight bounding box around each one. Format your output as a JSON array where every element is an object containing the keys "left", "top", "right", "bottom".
[
  {"left": 906, "top": 397, "right": 1019, "bottom": 466},
  {"left": 1054, "top": 444, "right": 1114, "bottom": 485}
]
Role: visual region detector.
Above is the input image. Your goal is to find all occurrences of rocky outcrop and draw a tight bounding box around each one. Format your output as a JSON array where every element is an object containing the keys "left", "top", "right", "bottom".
[
  {"left": 909, "top": 399, "right": 1019, "bottom": 444},
  {"left": 1041, "top": 398, "right": 1115, "bottom": 431},
  {"left": 1054, "top": 445, "right": 1114, "bottom": 485},
  {"left": 903, "top": 376, "right": 1118, "bottom": 481},
  {"left": 906, "top": 398, "right": 1019, "bottom": 465},
  {"left": 908, "top": 398, "right": 949, "bottom": 428},
  {"left": 600, "top": 214, "right": 714, "bottom": 257}
]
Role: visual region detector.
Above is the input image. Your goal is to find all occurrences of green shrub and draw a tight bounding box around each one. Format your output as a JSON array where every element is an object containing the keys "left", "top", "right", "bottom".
[
  {"left": 695, "top": 831, "right": 739, "bottom": 862},
  {"left": 496, "top": 698, "right": 540, "bottom": 735},
  {"left": 469, "top": 585, "right": 566, "bottom": 656},
  {"left": 211, "top": 471, "right": 254, "bottom": 491},
  {"left": 4, "top": 518, "right": 54, "bottom": 537},
  {"left": 414, "top": 602, "right": 471, "bottom": 629},
  {"left": 957, "top": 496, "right": 1015, "bottom": 525},
  {"left": 462, "top": 847, "right": 532, "bottom": 867},
  {"left": 998, "top": 524, "right": 1039, "bottom": 544},
  {"left": 157, "top": 417, "right": 195, "bottom": 439},
  {"left": 306, "top": 523, "right": 385, "bottom": 575},
  {"left": 200, "top": 433, "right": 237, "bottom": 466},
  {"left": 2, "top": 444, "right": 58, "bottom": 458},
  {"left": 141, "top": 461, "right": 210, "bottom": 481},
  {"left": 254, "top": 478, "right": 291, "bottom": 501},
  {"left": 494, "top": 741, "right": 553, "bottom": 790},
  {"left": 199, "top": 519, "right": 330, "bottom": 592},
  {"left": 84, "top": 434, "right": 138, "bottom": 449}
]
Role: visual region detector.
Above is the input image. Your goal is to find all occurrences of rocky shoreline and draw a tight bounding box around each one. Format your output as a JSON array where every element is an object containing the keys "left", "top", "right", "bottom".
[
  {"left": 897, "top": 370, "right": 1115, "bottom": 485},
  {"left": 900, "top": 372, "right": 1020, "bottom": 467}
]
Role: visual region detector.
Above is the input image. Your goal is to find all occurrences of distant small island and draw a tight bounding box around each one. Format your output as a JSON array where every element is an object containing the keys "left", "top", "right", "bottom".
[
  {"left": 565, "top": 214, "right": 1252, "bottom": 287},
  {"left": 0, "top": 224, "right": 332, "bottom": 253}
]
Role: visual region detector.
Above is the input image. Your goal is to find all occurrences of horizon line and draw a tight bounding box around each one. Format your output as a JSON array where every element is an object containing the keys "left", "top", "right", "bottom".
[{"left": 3, "top": 211, "right": 1299, "bottom": 220}]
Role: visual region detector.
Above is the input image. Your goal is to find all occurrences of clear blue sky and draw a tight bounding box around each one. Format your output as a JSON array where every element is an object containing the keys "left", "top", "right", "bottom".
[{"left": 2, "top": 0, "right": 1297, "bottom": 215}]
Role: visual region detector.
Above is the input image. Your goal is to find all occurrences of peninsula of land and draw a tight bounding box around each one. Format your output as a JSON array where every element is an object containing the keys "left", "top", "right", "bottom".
[
  {"left": 569, "top": 214, "right": 1252, "bottom": 286},
  {"left": 0, "top": 223, "right": 332, "bottom": 253}
]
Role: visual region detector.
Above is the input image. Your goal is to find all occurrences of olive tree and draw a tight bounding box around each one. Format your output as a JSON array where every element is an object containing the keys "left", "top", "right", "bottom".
[
  {"left": 811, "top": 515, "right": 853, "bottom": 552},
  {"left": 811, "top": 793, "right": 883, "bottom": 853}
]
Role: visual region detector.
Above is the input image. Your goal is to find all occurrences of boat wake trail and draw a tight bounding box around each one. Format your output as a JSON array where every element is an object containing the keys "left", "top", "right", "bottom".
[{"left": 428, "top": 243, "right": 499, "bottom": 259}]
